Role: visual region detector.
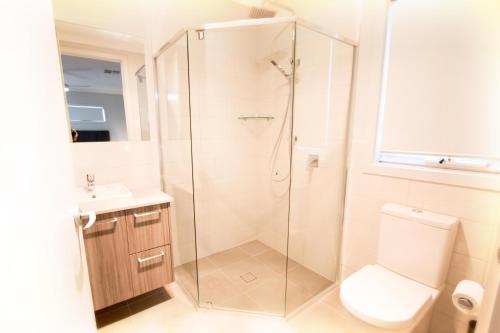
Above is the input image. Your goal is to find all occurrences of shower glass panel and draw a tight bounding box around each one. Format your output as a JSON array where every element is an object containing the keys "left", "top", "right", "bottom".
[
  {"left": 155, "top": 18, "right": 356, "bottom": 317},
  {"left": 286, "top": 25, "right": 355, "bottom": 315},
  {"left": 155, "top": 33, "right": 199, "bottom": 304},
  {"left": 187, "top": 22, "right": 295, "bottom": 314}
]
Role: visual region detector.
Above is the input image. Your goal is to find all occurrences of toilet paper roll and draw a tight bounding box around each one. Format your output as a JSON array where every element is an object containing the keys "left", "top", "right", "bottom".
[{"left": 452, "top": 280, "right": 484, "bottom": 315}]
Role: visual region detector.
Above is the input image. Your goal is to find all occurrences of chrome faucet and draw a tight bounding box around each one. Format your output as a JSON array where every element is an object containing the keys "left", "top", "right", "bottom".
[{"left": 86, "top": 174, "right": 95, "bottom": 192}]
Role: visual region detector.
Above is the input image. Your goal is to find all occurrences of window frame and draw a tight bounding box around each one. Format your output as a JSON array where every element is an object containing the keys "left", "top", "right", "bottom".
[
  {"left": 373, "top": 0, "right": 500, "bottom": 176},
  {"left": 352, "top": 0, "right": 500, "bottom": 192},
  {"left": 68, "top": 105, "right": 107, "bottom": 123}
]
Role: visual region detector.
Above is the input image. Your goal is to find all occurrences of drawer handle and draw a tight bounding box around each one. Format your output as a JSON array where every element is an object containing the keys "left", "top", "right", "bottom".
[
  {"left": 103, "top": 217, "right": 119, "bottom": 225},
  {"left": 133, "top": 211, "right": 161, "bottom": 219},
  {"left": 137, "top": 251, "right": 164, "bottom": 263}
]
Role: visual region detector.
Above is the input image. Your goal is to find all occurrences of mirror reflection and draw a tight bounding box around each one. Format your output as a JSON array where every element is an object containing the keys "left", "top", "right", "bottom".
[
  {"left": 62, "top": 55, "right": 127, "bottom": 142},
  {"left": 56, "top": 22, "right": 151, "bottom": 143}
]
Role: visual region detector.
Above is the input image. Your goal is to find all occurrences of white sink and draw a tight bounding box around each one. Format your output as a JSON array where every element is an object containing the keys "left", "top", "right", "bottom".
[{"left": 77, "top": 183, "right": 132, "bottom": 203}]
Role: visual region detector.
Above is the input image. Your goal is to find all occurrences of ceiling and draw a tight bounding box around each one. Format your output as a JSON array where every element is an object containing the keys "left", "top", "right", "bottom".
[{"left": 61, "top": 55, "right": 123, "bottom": 95}]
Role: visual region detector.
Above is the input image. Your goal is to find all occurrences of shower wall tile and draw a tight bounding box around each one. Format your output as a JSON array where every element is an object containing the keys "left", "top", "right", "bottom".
[
  {"left": 155, "top": 38, "right": 198, "bottom": 270},
  {"left": 187, "top": 28, "right": 261, "bottom": 259},
  {"left": 254, "top": 26, "right": 354, "bottom": 283},
  {"left": 162, "top": 23, "right": 353, "bottom": 294}
]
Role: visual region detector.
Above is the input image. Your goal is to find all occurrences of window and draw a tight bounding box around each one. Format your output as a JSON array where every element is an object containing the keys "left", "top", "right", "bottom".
[
  {"left": 68, "top": 105, "right": 106, "bottom": 123},
  {"left": 375, "top": 0, "right": 500, "bottom": 174}
]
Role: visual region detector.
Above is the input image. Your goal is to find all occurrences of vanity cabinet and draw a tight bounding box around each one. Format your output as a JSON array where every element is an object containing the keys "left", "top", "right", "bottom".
[
  {"left": 126, "top": 205, "right": 170, "bottom": 254},
  {"left": 130, "top": 245, "right": 172, "bottom": 296},
  {"left": 83, "top": 203, "right": 173, "bottom": 310},
  {"left": 83, "top": 211, "right": 133, "bottom": 310}
]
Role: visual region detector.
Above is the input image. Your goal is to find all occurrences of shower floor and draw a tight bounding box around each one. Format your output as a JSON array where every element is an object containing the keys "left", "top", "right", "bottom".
[{"left": 175, "top": 240, "right": 332, "bottom": 314}]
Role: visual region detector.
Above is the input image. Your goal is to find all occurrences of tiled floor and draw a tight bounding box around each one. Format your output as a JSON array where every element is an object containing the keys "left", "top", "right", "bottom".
[
  {"left": 94, "top": 241, "right": 461, "bottom": 333},
  {"left": 95, "top": 288, "right": 171, "bottom": 328},
  {"left": 175, "top": 240, "right": 332, "bottom": 314},
  {"left": 97, "top": 282, "right": 445, "bottom": 333}
]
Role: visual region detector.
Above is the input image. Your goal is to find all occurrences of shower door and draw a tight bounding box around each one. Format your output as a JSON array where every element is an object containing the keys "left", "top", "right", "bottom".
[
  {"left": 285, "top": 24, "right": 355, "bottom": 314},
  {"left": 155, "top": 18, "right": 356, "bottom": 317},
  {"left": 155, "top": 33, "right": 200, "bottom": 304},
  {"left": 186, "top": 22, "right": 295, "bottom": 314}
]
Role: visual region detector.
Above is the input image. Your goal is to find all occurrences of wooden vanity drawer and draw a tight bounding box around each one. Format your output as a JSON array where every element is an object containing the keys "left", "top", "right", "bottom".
[
  {"left": 129, "top": 245, "right": 173, "bottom": 296},
  {"left": 83, "top": 211, "right": 133, "bottom": 310},
  {"left": 126, "top": 204, "right": 170, "bottom": 254}
]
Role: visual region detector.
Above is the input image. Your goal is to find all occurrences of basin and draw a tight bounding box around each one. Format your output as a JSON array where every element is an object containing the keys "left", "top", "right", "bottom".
[{"left": 77, "top": 183, "right": 132, "bottom": 203}]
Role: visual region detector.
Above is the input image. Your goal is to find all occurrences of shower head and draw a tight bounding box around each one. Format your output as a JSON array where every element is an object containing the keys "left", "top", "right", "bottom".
[
  {"left": 232, "top": 0, "right": 295, "bottom": 18},
  {"left": 270, "top": 59, "right": 292, "bottom": 79},
  {"left": 249, "top": 6, "right": 276, "bottom": 18}
]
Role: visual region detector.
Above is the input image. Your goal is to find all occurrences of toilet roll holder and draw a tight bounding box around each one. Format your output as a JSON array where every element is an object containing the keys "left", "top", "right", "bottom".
[{"left": 457, "top": 296, "right": 474, "bottom": 310}]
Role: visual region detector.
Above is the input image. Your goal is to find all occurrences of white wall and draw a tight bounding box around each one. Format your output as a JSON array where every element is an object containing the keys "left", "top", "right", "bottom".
[
  {"left": 155, "top": 35, "right": 195, "bottom": 266},
  {"left": 71, "top": 141, "right": 159, "bottom": 189},
  {"left": 477, "top": 227, "right": 500, "bottom": 333},
  {"left": 252, "top": 23, "right": 354, "bottom": 283},
  {"left": 149, "top": 0, "right": 250, "bottom": 52},
  {"left": 189, "top": 28, "right": 263, "bottom": 258},
  {"left": 280, "top": 0, "right": 362, "bottom": 41},
  {"left": 1, "top": 0, "right": 96, "bottom": 331},
  {"left": 53, "top": 0, "right": 151, "bottom": 38},
  {"left": 287, "top": 28, "right": 354, "bottom": 281},
  {"left": 343, "top": 1, "right": 500, "bottom": 332},
  {"left": 254, "top": 23, "right": 295, "bottom": 262},
  {"left": 159, "top": 28, "right": 265, "bottom": 262}
]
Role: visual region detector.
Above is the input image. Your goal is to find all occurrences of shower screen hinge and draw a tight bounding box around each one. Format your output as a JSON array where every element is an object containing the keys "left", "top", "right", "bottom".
[{"left": 196, "top": 30, "right": 205, "bottom": 40}]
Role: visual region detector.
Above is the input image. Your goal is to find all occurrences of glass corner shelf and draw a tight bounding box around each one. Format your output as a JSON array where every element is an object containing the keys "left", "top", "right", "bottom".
[{"left": 237, "top": 115, "right": 274, "bottom": 121}]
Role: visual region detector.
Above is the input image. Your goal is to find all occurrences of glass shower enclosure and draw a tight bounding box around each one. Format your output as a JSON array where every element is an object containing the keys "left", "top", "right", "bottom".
[{"left": 154, "top": 17, "right": 356, "bottom": 316}]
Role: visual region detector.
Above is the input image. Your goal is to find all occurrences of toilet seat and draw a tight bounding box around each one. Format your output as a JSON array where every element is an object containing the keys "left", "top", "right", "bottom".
[{"left": 340, "top": 265, "right": 439, "bottom": 329}]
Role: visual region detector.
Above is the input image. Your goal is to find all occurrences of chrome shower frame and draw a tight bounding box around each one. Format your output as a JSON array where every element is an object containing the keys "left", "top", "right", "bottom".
[{"left": 152, "top": 15, "right": 358, "bottom": 318}]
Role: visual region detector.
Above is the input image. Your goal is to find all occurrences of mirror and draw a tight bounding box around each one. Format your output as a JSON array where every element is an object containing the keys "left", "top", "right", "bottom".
[
  {"left": 63, "top": 55, "right": 127, "bottom": 142},
  {"left": 56, "top": 21, "right": 151, "bottom": 143}
]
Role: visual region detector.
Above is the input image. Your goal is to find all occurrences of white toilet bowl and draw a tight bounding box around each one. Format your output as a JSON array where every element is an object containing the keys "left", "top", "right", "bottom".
[
  {"left": 340, "top": 204, "right": 459, "bottom": 331},
  {"left": 340, "top": 265, "right": 440, "bottom": 330}
]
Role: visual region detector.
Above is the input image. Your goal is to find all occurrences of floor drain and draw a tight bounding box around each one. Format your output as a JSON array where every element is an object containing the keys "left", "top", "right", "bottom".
[{"left": 240, "top": 272, "right": 257, "bottom": 283}]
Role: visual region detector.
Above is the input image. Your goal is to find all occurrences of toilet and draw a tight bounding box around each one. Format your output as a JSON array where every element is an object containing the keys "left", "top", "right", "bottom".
[{"left": 340, "top": 203, "right": 459, "bottom": 331}]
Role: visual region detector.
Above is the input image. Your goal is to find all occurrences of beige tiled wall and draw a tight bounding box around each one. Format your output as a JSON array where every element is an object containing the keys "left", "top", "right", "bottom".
[
  {"left": 342, "top": 1, "right": 500, "bottom": 331},
  {"left": 188, "top": 28, "right": 262, "bottom": 259},
  {"left": 342, "top": 172, "right": 500, "bottom": 331},
  {"left": 155, "top": 35, "right": 196, "bottom": 267},
  {"left": 71, "top": 141, "right": 160, "bottom": 190},
  {"left": 255, "top": 25, "right": 355, "bottom": 282}
]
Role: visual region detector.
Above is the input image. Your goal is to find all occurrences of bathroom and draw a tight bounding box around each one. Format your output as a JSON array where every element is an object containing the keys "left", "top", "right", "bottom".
[{"left": 2, "top": 0, "right": 499, "bottom": 332}]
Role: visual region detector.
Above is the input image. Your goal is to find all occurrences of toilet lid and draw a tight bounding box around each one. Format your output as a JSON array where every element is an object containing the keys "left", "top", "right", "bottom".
[{"left": 340, "top": 265, "right": 437, "bottom": 329}]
